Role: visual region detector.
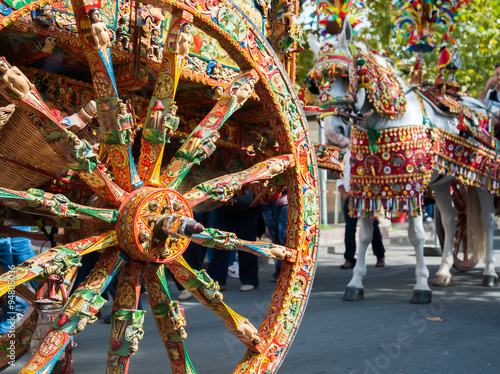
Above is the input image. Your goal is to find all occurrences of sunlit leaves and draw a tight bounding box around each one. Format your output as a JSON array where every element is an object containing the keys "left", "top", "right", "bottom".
[{"left": 299, "top": 0, "right": 500, "bottom": 96}]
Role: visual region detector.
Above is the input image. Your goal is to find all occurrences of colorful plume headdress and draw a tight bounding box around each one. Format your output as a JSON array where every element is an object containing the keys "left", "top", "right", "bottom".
[
  {"left": 314, "top": 0, "right": 365, "bottom": 35},
  {"left": 392, "top": 0, "right": 467, "bottom": 53}
]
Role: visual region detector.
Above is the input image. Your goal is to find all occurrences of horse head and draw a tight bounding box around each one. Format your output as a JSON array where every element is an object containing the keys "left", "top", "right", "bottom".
[
  {"left": 304, "top": 21, "right": 361, "bottom": 148},
  {"left": 305, "top": 22, "right": 410, "bottom": 147}
]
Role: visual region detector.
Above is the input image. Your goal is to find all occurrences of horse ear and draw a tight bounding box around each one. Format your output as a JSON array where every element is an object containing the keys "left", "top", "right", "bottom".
[
  {"left": 308, "top": 33, "right": 321, "bottom": 56},
  {"left": 338, "top": 20, "right": 352, "bottom": 49}
]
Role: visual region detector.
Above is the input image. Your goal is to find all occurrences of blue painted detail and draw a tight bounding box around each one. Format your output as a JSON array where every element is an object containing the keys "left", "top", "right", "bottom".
[
  {"left": 0, "top": 4, "right": 12, "bottom": 15},
  {"left": 118, "top": 251, "right": 130, "bottom": 263},
  {"left": 245, "top": 243, "right": 270, "bottom": 256},
  {"left": 97, "top": 48, "right": 118, "bottom": 97},
  {"left": 240, "top": 41, "right": 246, "bottom": 49},
  {"left": 128, "top": 145, "right": 144, "bottom": 189},
  {"left": 192, "top": 233, "right": 209, "bottom": 241},
  {"left": 100, "top": 252, "right": 129, "bottom": 291}
]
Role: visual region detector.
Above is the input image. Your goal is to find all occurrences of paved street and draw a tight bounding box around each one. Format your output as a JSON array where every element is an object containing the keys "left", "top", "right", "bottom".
[{"left": 6, "top": 224, "right": 500, "bottom": 373}]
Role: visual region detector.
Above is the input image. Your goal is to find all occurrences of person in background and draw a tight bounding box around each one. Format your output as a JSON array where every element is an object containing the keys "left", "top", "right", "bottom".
[
  {"left": 207, "top": 190, "right": 260, "bottom": 292},
  {"left": 260, "top": 189, "right": 288, "bottom": 282},
  {"left": 479, "top": 63, "right": 500, "bottom": 105},
  {"left": 338, "top": 150, "right": 385, "bottom": 269},
  {"left": 0, "top": 231, "right": 36, "bottom": 333},
  {"left": 478, "top": 63, "right": 500, "bottom": 138},
  {"left": 424, "top": 204, "right": 434, "bottom": 223}
]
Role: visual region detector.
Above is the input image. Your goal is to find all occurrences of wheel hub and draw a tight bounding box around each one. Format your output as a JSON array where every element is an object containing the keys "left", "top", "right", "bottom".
[{"left": 116, "top": 187, "right": 196, "bottom": 263}]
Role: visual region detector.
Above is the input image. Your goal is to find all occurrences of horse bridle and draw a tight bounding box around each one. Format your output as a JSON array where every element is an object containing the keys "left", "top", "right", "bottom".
[
  {"left": 317, "top": 107, "right": 365, "bottom": 122},
  {"left": 307, "top": 45, "right": 370, "bottom": 123}
]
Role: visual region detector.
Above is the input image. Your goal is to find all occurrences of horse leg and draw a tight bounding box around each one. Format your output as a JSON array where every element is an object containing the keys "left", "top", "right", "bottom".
[
  {"left": 477, "top": 189, "right": 497, "bottom": 287},
  {"left": 343, "top": 218, "right": 372, "bottom": 301},
  {"left": 432, "top": 181, "right": 456, "bottom": 286},
  {"left": 408, "top": 214, "right": 432, "bottom": 304}
]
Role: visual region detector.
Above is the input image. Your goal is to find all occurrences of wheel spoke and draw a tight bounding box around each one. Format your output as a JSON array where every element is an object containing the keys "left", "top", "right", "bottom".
[
  {"left": 70, "top": 0, "right": 143, "bottom": 192},
  {"left": 144, "top": 263, "right": 197, "bottom": 373},
  {"left": 79, "top": 166, "right": 128, "bottom": 207},
  {"left": 0, "top": 264, "right": 36, "bottom": 304},
  {"left": 192, "top": 228, "right": 295, "bottom": 262},
  {"left": 183, "top": 154, "right": 294, "bottom": 210},
  {"left": 20, "top": 248, "right": 128, "bottom": 374},
  {"left": 138, "top": 10, "right": 194, "bottom": 186},
  {"left": 0, "top": 187, "right": 118, "bottom": 224},
  {"left": 166, "top": 256, "right": 263, "bottom": 352},
  {"left": 0, "top": 57, "right": 127, "bottom": 206},
  {"left": 160, "top": 70, "right": 260, "bottom": 189},
  {"left": 107, "top": 261, "right": 146, "bottom": 374},
  {"left": 0, "top": 230, "right": 119, "bottom": 297}
]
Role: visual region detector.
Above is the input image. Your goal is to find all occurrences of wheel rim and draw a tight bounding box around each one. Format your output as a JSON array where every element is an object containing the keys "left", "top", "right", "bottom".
[
  {"left": 0, "top": 1, "right": 320, "bottom": 373},
  {"left": 451, "top": 182, "right": 477, "bottom": 271}
]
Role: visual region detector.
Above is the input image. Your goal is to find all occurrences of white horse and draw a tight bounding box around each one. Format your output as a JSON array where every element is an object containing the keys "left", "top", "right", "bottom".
[{"left": 306, "top": 22, "right": 497, "bottom": 303}]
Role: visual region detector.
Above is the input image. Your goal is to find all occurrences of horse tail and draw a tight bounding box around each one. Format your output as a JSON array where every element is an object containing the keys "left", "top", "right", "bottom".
[{"left": 466, "top": 187, "right": 486, "bottom": 262}]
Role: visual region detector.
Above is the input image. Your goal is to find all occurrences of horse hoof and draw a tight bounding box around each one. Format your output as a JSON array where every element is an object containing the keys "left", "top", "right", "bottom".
[
  {"left": 481, "top": 275, "right": 498, "bottom": 287},
  {"left": 433, "top": 274, "right": 452, "bottom": 287},
  {"left": 410, "top": 290, "right": 432, "bottom": 304},
  {"left": 342, "top": 287, "right": 364, "bottom": 301}
]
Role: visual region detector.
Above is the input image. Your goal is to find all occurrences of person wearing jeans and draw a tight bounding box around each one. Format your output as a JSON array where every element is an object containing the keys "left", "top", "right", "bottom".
[
  {"left": 0, "top": 234, "right": 36, "bottom": 333},
  {"left": 260, "top": 191, "right": 288, "bottom": 282},
  {"left": 338, "top": 151, "right": 385, "bottom": 269},
  {"left": 207, "top": 191, "right": 260, "bottom": 292}
]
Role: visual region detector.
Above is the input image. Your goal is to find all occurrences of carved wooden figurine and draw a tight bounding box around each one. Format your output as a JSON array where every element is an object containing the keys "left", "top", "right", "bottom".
[
  {"left": 149, "top": 27, "right": 163, "bottom": 61},
  {"left": 212, "top": 85, "right": 224, "bottom": 100},
  {"left": 280, "top": 3, "right": 305, "bottom": 54},
  {"left": 116, "top": 100, "right": 134, "bottom": 144},
  {"left": 61, "top": 100, "right": 97, "bottom": 133},
  {"left": 41, "top": 35, "right": 57, "bottom": 53},
  {"left": 233, "top": 78, "right": 256, "bottom": 107},
  {"left": 161, "top": 102, "right": 180, "bottom": 142},
  {"left": 116, "top": 16, "right": 131, "bottom": 51},
  {"left": 173, "top": 23, "right": 194, "bottom": 61},
  {"left": 281, "top": 3, "right": 298, "bottom": 26},
  {"left": 0, "top": 58, "right": 35, "bottom": 99},
  {"left": 88, "top": 8, "right": 112, "bottom": 52},
  {"left": 32, "top": 5, "right": 54, "bottom": 27}
]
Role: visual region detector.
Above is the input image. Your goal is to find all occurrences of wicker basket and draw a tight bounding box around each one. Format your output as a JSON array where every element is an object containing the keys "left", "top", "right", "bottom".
[
  {"left": 0, "top": 96, "right": 67, "bottom": 190},
  {"left": 0, "top": 104, "right": 15, "bottom": 132}
]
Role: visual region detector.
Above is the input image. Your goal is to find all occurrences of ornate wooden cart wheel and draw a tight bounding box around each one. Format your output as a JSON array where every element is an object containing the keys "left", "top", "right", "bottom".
[
  {"left": 451, "top": 182, "right": 477, "bottom": 270},
  {"left": 0, "top": 1, "right": 319, "bottom": 373}
]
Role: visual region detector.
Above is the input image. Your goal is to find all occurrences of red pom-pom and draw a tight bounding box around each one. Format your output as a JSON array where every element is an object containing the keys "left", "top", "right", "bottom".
[
  {"left": 57, "top": 313, "right": 71, "bottom": 327},
  {"left": 51, "top": 110, "right": 63, "bottom": 121},
  {"left": 193, "top": 129, "right": 204, "bottom": 138},
  {"left": 110, "top": 338, "right": 123, "bottom": 351}
]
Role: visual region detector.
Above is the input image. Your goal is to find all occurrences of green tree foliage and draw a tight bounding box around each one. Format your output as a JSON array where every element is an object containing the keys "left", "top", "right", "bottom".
[
  {"left": 298, "top": 0, "right": 500, "bottom": 96},
  {"left": 296, "top": 40, "right": 316, "bottom": 84},
  {"left": 358, "top": 0, "right": 500, "bottom": 96}
]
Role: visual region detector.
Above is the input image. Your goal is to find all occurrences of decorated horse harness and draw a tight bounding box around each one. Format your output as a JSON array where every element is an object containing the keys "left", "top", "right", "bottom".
[{"left": 305, "top": 42, "right": 500, "bottom": 219}]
